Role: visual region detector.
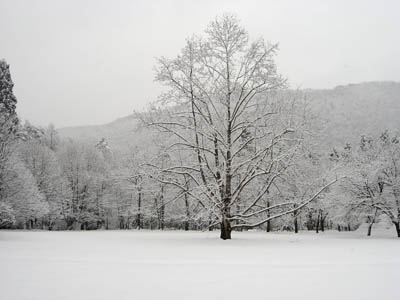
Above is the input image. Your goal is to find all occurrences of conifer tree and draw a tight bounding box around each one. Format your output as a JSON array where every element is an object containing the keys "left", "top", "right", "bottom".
[{"left": 0, "top": 60, "right": 19, "bottom": 202}]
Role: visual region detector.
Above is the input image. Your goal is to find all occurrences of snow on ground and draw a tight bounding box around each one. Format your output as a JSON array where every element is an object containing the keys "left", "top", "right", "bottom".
[{"left": 0, "top": 230, "right": 399, "bottom": 300}]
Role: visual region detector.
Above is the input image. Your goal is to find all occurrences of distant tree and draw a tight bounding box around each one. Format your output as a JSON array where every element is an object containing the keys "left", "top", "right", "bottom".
[
  {"left": 43, "top": 123, "right": 59, "bottom": 151},
  {"left": 337, "top": 132, "right": 400, "bottom": 237},
  {"left": 58, "top": 140, "right": 110, "bottom": 229},
  {"left": 18, "top": 139, "right": 72, "bottom": 229},
  {"left": 95, "top": 137, "right": 112, "bottom": 160},
  {"left": 280, "top": 147, "right": 333, "bottom": 234},
  {"left": 0, "top": 60, "right": 17, "bottom": 117},
  {"left": 2, "top": 153, "right": 49, "bottom": 228},
  {"left": 378, "top": 132, "right": 400, "bottom": 237},
  {"left": 114, "top": 148, "right": 148, "bottom": 230},
  {"left": 18, "top": 121, "right": 44, "bottom": 141}
]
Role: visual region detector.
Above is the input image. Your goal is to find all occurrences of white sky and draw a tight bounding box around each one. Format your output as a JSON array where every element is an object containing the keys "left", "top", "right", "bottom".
[{"left": 1, "top": 0, "right": 399, "bottom": 128}]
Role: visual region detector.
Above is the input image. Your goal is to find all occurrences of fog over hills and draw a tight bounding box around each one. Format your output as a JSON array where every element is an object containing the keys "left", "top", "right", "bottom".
[
  {"left": 304, "top": 81, "right": 400, "bottom": 149},
  {"left": 58, "top": 114, "right": 140, "bottom": 153},
  {"left": 58, "top": 81, "right": 400, "bottom": 153}
]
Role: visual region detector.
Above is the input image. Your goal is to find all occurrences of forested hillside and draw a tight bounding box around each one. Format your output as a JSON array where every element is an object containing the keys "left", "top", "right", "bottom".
[
  {"left": 59, "top": 81, "right": 400, "bottom": 153},
  {"left": 306, "top": 81, "right": 400, "bottom": 147}
]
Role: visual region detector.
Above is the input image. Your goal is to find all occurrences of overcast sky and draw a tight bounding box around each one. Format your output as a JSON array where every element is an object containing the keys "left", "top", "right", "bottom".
[{"left": 1, "top": 0, "right": 399, "bottom": 128}]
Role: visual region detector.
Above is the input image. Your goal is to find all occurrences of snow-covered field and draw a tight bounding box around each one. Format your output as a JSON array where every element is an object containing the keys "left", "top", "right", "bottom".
[{"left": 0, "top": 230, "right": 399, "bottom": 300}]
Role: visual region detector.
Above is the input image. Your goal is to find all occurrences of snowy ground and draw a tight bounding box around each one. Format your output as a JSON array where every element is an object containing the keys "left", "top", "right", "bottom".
[{"left": 0, "top": 230, "right": 399, "bottom": 300}]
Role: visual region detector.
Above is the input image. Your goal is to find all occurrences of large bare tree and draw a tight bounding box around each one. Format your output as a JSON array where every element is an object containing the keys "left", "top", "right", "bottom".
[{"left": 144, "top": 15, "right": 337, "bottom": 239}]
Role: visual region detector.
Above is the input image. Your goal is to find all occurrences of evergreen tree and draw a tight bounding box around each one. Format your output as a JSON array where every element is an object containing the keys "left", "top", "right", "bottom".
[
  {"left": 0, "top": 60, "right": 18, "bottom": 120},
  {"left": 0, "top": 60, "right": 19, "bottom": 202}
]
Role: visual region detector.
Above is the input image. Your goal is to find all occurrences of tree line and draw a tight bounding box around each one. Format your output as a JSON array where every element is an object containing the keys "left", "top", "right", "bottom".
[{"left": 1, "top": 15, "right": 399, "bottom": 239}]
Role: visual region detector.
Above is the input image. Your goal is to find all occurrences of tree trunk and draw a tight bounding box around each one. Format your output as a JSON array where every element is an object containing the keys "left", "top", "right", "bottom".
[
  {"left": 160, "top": 187, "right": 165, "bottom": 230},
  {"left": 396, "top": 198, "right": 400, "bottom": 237},
  {"left": 220, "top": 215, "right": 232, "bottom": 240},
  {"left": 159, "top": 206, "right": 164, "bottom": 230},
  {"left": 307, "top": 212, "right": 313, "bottom": 230},
  {"left": 293, "top": 204, "right": 298, "bottom": 233},
  {"left": 266, "top": 201, "right": 271, "bottom": 232},
  {"left": 394, "top": 222, "right": 400, "bottom": 238},
  {"left": 316, "top": 213, "right": 320, "bottom": 234},
  {"left": 220, "top": 197, "right": 232, "bottom": 240},
  {"left": 184, "top": 220, "right": 189, "bottom": 231},
  {"left": 184, "top": 190, "right": 190, "bottom": 231},
  {"left": 367, "top": 223, "right": 373, "bottom": 236},
  {"left": 137, "top": 190, "right": 142, "bottom": 230},
  {"left": 367, "top": 208, "right": 378, "bottom": 236},
  {"left": 222, "top": 81, "right": 232, "bottom": 240},
  {"left": 321, "top": 216, "right": 325, "bottom": 232}
]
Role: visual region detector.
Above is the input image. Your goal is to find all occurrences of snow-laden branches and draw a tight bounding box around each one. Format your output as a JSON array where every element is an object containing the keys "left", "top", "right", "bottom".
[
  {"left": 140, "top": 15, "right": 334, "bottom": 239},
  {"left": 231, "top": 177, "right": 341, "bottom": 229}
]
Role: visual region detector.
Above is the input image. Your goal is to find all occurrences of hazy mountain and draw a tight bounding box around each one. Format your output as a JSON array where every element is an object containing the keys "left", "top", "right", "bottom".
[
  {"left": 58, "top": 81, "right": 400, "bottom": 153},
  {"left": 305, "top": 81, "right": 400, "bottom": 148},
  {"left": 58, "top": 114, "right": 146, "bottom": 154}
]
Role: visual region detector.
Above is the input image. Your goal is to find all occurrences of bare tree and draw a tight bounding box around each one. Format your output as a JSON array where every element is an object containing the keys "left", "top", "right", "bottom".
[
  {"left": 374, "top": 132, "right": 400, "bottom": 237},
  {"left": 143, "top": 15, "right": 337, "bottom": 239},
  {"left": 336, "top": 132, "right": 400, "bottom": 237}
]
